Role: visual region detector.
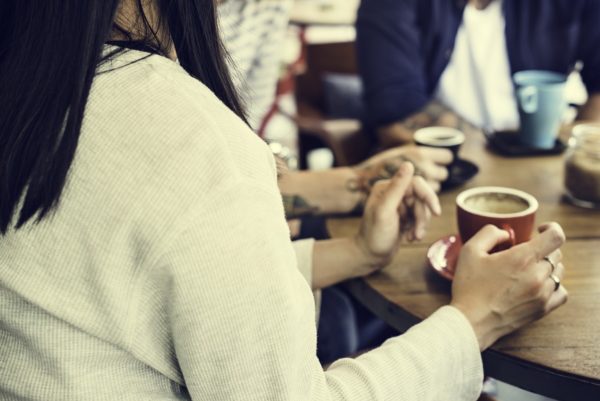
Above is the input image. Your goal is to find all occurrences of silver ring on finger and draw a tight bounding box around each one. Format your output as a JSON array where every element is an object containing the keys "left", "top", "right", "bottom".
[
  {"left": 549, "top": 273, "right": 561, "bottom": 292},
  {"left": 543, "top": 256, "right": 557, "bottom": 273}
]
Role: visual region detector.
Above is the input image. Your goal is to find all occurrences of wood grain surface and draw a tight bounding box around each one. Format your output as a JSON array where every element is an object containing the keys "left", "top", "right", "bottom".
[{"left": 329, "top": 129, "right": 600, "bottom": 399}]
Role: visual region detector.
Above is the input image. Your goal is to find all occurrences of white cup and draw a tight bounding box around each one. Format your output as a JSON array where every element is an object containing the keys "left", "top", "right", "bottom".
[{"left": 307, "top": 148, "right": 334, "bottom": 171}]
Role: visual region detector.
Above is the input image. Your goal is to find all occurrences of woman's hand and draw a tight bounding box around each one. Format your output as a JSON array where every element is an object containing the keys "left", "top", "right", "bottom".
[
  {"left": 311, "top": 163, "right": 440, "bottom": 289},
  {"left": 451, "top": 223, "right": 568, "bottom": 351},
  {"left": 354, "top": 145, "right": 453, "bottom": 193},
  {"left": 354, "top": 162, "right": 442, "bottom": 273}
]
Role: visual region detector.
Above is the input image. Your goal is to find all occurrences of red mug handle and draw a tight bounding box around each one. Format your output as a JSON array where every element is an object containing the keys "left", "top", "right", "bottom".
[{"left": 496, "top": 224, "right": 516, "bottom": 251}]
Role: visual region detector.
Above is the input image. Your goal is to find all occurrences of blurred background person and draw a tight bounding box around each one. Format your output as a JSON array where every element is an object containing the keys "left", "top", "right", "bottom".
[{"left": 357, "top": 0, "right": 600, "bottom": 147}]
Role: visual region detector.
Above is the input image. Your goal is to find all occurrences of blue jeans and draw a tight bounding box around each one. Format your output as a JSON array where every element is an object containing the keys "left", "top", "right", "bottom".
[{"left": 316, "top": 285, "right": 397, "bottom": 364}]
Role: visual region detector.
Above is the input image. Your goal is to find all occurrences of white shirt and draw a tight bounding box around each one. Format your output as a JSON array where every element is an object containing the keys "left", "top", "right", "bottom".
[{"left": 436, "top": 0, "right": 520, "bottom": 131}]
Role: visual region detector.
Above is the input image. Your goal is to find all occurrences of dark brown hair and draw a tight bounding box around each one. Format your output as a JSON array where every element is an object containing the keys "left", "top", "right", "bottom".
[{"left": 0, "top": 0, "right": 245, "bottom": 233}]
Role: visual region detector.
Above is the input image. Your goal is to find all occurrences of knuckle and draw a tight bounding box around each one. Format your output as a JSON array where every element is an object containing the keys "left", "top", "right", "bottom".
[
  {"left": 514, "top": 250, "right": 534, "bottom": 269},
  {"left": 528, "top": 275, "right": 545, "bottom": 297},
  {"left": 536, "top": 269, "right": 549, "bottom": 285},
  {"left": 533, "top": 252, "right": 544, "bottom": 267},
  {"left": 525, "top": 247, "right": 542, "bottom": 267},
  {"left": 482, "top": 224, "right": 498, "bottom": 235},
  {"left": 548, "top": 223, "right": 566, "bottom": 246}
]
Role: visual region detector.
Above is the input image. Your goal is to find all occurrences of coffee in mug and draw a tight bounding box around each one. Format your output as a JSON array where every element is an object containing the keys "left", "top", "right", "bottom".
[{"left": 456, "top": 187, "right": 538, "bottom": 248}]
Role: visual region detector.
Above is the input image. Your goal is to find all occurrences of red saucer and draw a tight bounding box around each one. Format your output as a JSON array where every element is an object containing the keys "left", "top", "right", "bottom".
[{"left": 427, "top": 234, "right": 463, "bottom": 281}]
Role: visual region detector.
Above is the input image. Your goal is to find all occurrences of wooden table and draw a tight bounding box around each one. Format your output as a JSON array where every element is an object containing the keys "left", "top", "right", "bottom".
[{"left": 328, "top": 132, "right": 600, "bottom": 400}]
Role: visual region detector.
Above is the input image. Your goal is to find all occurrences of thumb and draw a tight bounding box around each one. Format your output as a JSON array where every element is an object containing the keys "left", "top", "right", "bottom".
[
  {"left": 464, "top": 224, "right": 511, "bottom": 254},
  {"left": 379, "top": 162, "right": 414, "bottom": 215}
]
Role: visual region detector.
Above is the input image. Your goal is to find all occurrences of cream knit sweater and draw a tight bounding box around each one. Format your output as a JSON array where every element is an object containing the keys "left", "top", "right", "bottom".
[{"left": 0, "top": 49, "right": 483, "bottom": 401}]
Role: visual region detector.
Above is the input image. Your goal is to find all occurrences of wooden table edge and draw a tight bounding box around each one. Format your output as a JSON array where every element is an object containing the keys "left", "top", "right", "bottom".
[{"left": 343, "top": 278, "right": 600, "bottom": 401}]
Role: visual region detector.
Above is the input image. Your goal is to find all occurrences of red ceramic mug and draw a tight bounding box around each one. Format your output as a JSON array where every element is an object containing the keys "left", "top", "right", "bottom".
[{"left": 456, "top": 187, "right": 539, "bottom": 250}]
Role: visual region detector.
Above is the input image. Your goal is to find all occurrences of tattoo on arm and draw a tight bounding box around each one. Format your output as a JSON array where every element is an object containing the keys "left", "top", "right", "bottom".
[
  {"left": 345, "top": 155, "right": 424, "bottom": 214},
  {"left": 351, "top": 156, "right": 423, "bottom": 192},
  {"left": 282, "top": 194, "right": 320, "bottom": 219},
  {"left": 401, "top": 100, "right": 478, "bottom": 134}
]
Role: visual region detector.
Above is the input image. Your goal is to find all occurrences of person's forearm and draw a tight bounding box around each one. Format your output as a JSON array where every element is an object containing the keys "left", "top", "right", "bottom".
[
  {"left": 279, "top": 168, "right": 365, "bottom": 218},
  {"left": 377, "top": 100, "right": 478, "bottom": 147},
  {"left": 577, "top": 93, "right": 600, "bottom": 121},
  {"left": 311, "top": 237, "right": 382, "bottom": 290}
]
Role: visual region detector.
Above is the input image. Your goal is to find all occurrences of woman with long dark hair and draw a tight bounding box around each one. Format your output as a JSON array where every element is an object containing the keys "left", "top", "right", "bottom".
[{"left": 0, "top": 1, "right": 567, "bottom": 400}]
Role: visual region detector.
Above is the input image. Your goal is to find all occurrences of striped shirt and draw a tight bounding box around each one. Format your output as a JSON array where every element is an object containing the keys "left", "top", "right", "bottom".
[{"left": 218, "top": 0, "right": 293, "bottom": 130}]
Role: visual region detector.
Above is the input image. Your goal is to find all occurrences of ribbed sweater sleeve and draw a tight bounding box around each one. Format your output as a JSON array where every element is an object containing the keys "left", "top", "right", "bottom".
[
  {"left": 140, "top": 170, "right": 483, "bottom": 401},
  {"left": 292, "top": 239, "right": 315, "bottom": 285}
]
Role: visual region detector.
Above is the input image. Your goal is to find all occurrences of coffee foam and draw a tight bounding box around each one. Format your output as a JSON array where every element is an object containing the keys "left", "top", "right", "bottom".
[{"left": 464, "top": 193, "right": 530, "bottom": 215}]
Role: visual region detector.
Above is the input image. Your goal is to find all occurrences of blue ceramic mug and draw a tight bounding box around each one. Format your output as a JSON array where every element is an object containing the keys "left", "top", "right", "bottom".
[{"left": 513, "top": 70, "right": 567, "bottom": 149}]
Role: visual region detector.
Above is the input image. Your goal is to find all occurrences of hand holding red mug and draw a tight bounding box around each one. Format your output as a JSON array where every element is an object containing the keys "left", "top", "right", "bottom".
[{"left": 451, "top": 222, "right": 568, "bottom": 351}]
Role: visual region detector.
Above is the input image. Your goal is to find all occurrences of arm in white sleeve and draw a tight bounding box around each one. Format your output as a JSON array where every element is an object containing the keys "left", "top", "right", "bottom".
[
  {"left": 147, "top": 177, "right": 483, "bottom": 401},
  {"left": 292, "top": 239, "right": 315, "bottom": 285}
]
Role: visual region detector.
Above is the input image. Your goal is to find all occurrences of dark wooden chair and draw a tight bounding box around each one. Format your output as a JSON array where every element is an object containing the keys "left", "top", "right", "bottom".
[{"left": 294, "top": 39, "right": 372, "bottom": 167}]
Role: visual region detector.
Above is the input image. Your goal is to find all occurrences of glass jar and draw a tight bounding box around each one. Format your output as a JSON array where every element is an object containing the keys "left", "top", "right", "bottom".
[{"left": 564, "top": 124, "right": 600, "bottom": 208}]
